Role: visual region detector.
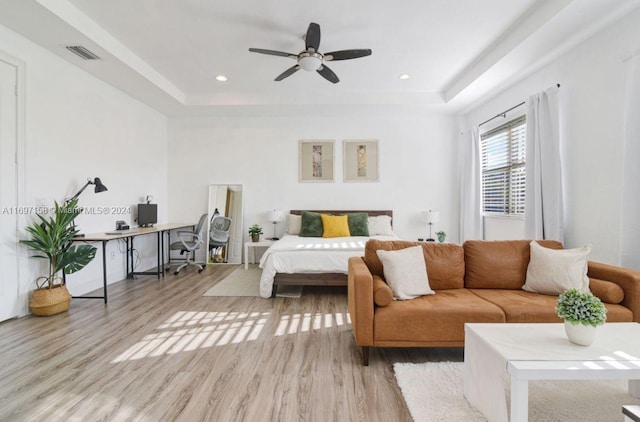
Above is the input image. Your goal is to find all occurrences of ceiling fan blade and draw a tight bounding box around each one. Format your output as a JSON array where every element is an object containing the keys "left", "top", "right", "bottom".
[
  {"left": 305, "top": 22, "right": 321, "bottom": 51},
  {"left": 317, "top": 65, "right": 339, "bottom": 84},
  {"left": 249, "top": 48, "right": 297, "bottom": 59},
  {"left": 275, "top": 65, "right": 301, "bottom": 81},
  {"left": 324, "top": 49, "right": 372, "bottom": 61}
]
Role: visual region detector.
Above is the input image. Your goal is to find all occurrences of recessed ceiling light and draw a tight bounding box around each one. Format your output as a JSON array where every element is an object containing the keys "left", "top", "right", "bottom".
[
  {"left": 399, "top": 73, "right": 411, "bottom": 80},
  {"left": 215, "top": 75, "right": 228, "bottom": 82}
]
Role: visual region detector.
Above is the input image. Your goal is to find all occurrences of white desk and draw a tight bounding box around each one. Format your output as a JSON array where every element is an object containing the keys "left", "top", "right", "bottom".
[
  {"left": 65, "top": 223, "right": 193, "bottom": 303},
  {"left": 244, "top": 240, "right": 275, "bottom": 270},
  {"left": 464, "top": 323, "right": 640, "bottom": 422}
]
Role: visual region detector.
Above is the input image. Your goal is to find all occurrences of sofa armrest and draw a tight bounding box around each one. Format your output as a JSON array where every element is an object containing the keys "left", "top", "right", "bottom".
[
  {"left": 588, "top": 261, "right": 640, "bottom": 322},
  {"left": 348, "top": 257, "right": 374, "bottom": 346}
]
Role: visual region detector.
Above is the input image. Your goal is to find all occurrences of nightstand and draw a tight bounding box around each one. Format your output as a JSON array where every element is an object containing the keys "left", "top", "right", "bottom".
[{"left": 244, "top": 240, "right": 275, "bottom": 270}]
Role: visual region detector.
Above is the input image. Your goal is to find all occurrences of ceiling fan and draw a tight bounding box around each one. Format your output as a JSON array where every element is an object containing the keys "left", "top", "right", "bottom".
[{"left": 249, "top": 22, "right": 372, "bottom": 84}]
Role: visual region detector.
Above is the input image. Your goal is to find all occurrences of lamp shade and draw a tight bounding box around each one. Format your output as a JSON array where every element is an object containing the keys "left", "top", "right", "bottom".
[
  {"left": 93, "top": 177, "right": 108, "bottom": 193},
  {"left": 267, "top": 209, "right": 284, "bottom": 223},
  {"left": 427, "top": 210, "right": 440, "bottom": 224}
]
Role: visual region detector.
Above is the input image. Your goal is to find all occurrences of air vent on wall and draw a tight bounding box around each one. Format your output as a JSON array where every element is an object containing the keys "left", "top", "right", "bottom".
[{"left": 65, "top": 45, "right": 101, "bottom": 60}]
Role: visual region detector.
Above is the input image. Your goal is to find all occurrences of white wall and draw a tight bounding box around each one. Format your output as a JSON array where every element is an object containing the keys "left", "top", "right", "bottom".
[
  {"left": 0, "top": 23, "right": 168, "bottom": 315},
  {"left": 167, "top": 113, "right": 458, "bottom": 248},
  {"left": 462, "top": 9, "right": 640, "bottom": 264}
]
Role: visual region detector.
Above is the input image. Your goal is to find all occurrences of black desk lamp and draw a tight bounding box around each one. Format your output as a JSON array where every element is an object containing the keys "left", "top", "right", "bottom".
[
  {"left": 65, "top": 177, "right": 108, "bottom": 237},
  {"left": 66, "top": 177, "right": 108, "bottom": 204}
]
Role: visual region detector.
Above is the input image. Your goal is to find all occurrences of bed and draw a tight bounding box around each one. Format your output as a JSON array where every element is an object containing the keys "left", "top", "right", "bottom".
[{"left": 258, "top": 210, "right": 396, "bottom": 298}]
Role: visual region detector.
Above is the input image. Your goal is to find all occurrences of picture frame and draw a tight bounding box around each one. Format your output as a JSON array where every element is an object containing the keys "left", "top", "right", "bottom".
[
  {"left": 343, "top": 139, "right": 379, "bottom": 182},
  {"left": 299, "top": 140, "right": 335, "bottom": 182}
]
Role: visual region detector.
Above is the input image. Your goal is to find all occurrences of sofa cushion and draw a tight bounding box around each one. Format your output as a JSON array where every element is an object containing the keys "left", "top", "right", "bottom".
[
  {"left": 590, "top": 278, "right": 624, "bottom": 304},
  {"left": 469, "top": 289, "right": 633, "bottom": 323},
  {"left": 469, "top": 289, "right": 562, "bottom": 323},
  {"left": 374, "top": 289, "right": 505, "bottom": 342},
  {"left": 523, "top": 240, "right": 591, "bottom": 295},
  {"left": 373, "top": 275, "right": 393, "bottom": 307},
  {"left": 464, "top": 240, "right": 563, "bottom": 290},
  {"left": 377, "top": 246, "right": 435, "bottom": 300},
  {"left": 364, "top": 240, "right": 464, "bottom": 289}
]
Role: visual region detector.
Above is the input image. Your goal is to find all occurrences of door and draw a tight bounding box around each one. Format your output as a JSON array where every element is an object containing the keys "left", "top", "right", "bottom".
[{"left": 0, "top": 59, "right": 19, "bottom": 321}]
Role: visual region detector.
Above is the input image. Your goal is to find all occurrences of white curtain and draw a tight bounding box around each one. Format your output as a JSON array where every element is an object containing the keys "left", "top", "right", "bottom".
[
  {"left": 620, "top": 53, "right": 640, "bottom": 269},
  {"left": 524, "top": 85, "right": 563, "bottom": 241},
  {"left": 460, "top": 125, "right": 483, "bottom": 242}
]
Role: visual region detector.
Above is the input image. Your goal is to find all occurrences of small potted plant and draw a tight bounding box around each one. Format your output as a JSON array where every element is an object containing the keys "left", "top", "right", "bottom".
[
  {"left": 436, "top": 231, "right": 446, "bottom": 243},
  {"left": 20, "top": 199, "right": 97, "bottom": 316},
  {"left": 556, "top": 288, "right": 607, "bottom": 346},
  {"left": 248, "top": 224, "right": 263, "bottom": 242}
]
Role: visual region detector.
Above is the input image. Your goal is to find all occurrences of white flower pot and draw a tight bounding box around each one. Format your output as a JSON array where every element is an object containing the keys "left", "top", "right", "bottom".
[{"left": 564, "top": 320, "right": 597, "bottom": 346}]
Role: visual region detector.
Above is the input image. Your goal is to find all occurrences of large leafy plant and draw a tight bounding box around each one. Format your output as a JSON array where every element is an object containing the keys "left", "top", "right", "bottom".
[
  {"left": 556, "top": 288, "right": 607, "bottom": 327},
  {"left": 21, "top": 199, "right": 96, "bottom": 289}
]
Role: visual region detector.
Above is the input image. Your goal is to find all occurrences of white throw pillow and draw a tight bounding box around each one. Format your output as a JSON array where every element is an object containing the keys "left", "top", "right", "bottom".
[
  {"left": 368, "top": 215, "right": 394, "bottom": 236},
  {"left": 523, "top": 240, "right": 591, "bottom": 295},
  {"left": 286, "top": 214, "right": 302, "bottom": 235},
  {"left": 376, "top": 246, "right": 435, "bottom": 300}
]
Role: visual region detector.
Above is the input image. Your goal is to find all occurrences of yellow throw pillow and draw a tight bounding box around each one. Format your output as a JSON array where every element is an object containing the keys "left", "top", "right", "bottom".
[{"left": 321, "top": 214, "right": 351, "bottom": 238}]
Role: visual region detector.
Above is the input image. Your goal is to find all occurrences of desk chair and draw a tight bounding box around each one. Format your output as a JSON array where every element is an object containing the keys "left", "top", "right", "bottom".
[
  {"left": 169, "top": 214, "right": 208, "bottom": 275},
  {"left": 209, "top": 216, "right": 232, "bottom": 263}
]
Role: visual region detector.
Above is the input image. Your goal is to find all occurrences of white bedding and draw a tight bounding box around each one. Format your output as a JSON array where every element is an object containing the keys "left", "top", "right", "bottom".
[{"left": 258, "top": 234, "right": 397, "bottom": 298}]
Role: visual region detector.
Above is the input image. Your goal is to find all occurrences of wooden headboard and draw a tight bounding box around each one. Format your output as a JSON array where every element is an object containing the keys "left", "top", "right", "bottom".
[{"left": 289, "top": 210, "right": 393, "bottom": 225}]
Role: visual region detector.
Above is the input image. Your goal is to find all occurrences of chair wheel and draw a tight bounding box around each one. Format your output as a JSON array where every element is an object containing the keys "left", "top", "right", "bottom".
[
  {"left": 198, "top": 269, "right": 203, "bottom": 273},
  {"left": 174, "top": 271, "right": 179, "bottom": 275}
]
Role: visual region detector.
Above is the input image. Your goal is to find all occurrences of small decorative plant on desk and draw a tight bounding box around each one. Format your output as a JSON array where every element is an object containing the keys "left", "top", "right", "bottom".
[
  {"left": 436, "top": 231, "right": 446, "bottom": 243},
  {"left": 20, "top": 199, "right": 97, "bottom": 316},
  {"left": 556, "top": 288, "right": 607, "bottom": 346},
  {"left": 248, "top": 224, "right": 263, "bottom": 242}
]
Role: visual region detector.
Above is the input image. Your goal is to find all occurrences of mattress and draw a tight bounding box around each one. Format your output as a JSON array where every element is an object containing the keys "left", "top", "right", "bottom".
[{"left": 258, "top": 234, "right": 397, "bottom": 298}]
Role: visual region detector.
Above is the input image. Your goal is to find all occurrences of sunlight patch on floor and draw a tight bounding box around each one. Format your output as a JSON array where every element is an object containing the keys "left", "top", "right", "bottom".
[
  {"left": 274, "top": 311, "right": 351, "bottom": 336},
  {"left": 112, "top": 310, "right": 270, "bottom": 362}
]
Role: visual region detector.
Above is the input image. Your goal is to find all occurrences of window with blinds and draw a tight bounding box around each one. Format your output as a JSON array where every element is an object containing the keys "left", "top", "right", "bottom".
[{"left": 480, "top": 115, "right": 526, "bottom": 215}]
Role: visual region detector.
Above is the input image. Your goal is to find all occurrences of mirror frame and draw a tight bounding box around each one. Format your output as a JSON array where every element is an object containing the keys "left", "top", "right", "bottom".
[{"left": 206, "top": 184, "right": 243, "bottom": 264}]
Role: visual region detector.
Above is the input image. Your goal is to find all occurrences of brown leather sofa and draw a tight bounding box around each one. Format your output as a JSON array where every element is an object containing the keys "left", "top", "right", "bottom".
[{"left": 348, "top": 239, "right": 640, "bottom": 365}]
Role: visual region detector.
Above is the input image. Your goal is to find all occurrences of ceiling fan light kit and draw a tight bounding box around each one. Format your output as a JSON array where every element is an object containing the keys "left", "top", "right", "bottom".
[
  {"left": 249, "top": 22, "right": 372, "bottom": 83},
  {"left": 298, "top": 52, "right": 322, "bottom": 71}
]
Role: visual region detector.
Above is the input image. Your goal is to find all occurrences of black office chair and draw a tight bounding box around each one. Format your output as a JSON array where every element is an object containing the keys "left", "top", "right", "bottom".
[
  {"left": 209, "top": 216, "right": 232, "bottom": 263},
  {"left": 169, "top": 213, "right": 208, "bottom": 275}
]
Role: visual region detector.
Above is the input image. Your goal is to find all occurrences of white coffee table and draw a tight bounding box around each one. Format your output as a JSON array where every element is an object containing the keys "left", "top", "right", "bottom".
[{"left": 463, "top": 323, "right": 640, "bottom": 422}]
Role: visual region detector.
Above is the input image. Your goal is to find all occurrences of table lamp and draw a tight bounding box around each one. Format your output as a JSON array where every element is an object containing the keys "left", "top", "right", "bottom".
[
  {"left": 267, "top": 209, "right": 284, "bottom": 240},
  {"left": 426, "top": 210, "right": 439, "bottom": 242}
]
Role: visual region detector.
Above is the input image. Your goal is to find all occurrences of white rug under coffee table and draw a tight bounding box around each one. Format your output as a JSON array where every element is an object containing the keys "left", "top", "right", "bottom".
[
  {"left": 393, "top": 360, "right": 640, "bottom": 422},
  {"left": 464, "top": 322, "right": 640, "bottom": 422}
]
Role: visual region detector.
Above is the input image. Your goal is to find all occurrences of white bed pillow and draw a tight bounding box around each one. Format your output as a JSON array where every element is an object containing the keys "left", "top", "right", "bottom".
[
  {"left": 286, "top": 214, "right": 302, "bottom": 235},
  {"left": 368, "top": 215, "right": 394, "bottom": 236},
  {"left": 376, "top": 246, "right": 434, "bottom": 300},
  {"left": 523, "top": 240, "right": 591, "bottom": 295}
]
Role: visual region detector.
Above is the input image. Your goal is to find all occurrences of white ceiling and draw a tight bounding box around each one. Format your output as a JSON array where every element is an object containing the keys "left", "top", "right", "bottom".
[{"left": 0, "top": 0, "right": 638, "bottom": 116}]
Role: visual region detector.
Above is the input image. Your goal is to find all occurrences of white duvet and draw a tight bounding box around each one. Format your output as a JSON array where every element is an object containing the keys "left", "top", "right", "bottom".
[{"left": 258, "top": 234, "right": 397, "bottom": 298}]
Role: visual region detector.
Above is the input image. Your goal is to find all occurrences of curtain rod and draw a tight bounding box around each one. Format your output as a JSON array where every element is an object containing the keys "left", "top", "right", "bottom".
[{"left": 478, "top": 83, "right": 560, "bottom": 127}]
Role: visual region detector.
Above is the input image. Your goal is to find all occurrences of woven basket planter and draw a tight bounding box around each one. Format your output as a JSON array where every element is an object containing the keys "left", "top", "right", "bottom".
[{"left": 30, "top": 284, "right": 71, "bottom": 316}]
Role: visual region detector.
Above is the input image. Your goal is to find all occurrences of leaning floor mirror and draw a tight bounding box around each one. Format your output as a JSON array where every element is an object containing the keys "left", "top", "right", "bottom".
[{"left": 206, "top": 184, "right": 243, "bottom": 264}]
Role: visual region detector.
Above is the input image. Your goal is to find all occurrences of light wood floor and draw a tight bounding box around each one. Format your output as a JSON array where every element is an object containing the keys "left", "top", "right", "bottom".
[{"left": 0, "top": 265, "right": 463, "bottom": 421}]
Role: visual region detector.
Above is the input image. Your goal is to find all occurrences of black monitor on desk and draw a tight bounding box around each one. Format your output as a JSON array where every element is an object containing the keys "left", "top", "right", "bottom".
[{"left": 137, "top": 203, "right": 157, "bottom": 227}]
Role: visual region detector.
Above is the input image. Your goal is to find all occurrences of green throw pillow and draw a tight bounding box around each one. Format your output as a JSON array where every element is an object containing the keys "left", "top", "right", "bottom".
[
  {"left": 348, "top": 213, "right": 370, "bottom": 236},
  {"left": 299, "top": 211, "right": 323, "bottom": 237}
]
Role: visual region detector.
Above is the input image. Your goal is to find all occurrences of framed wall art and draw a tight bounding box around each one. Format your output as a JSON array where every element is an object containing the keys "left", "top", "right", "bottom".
[
  {"left": 299, "top": 140, "right": 335, "bottom": 182},
  {"left": 343, "top": 139, "right": 379, "bottom": 182}
]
